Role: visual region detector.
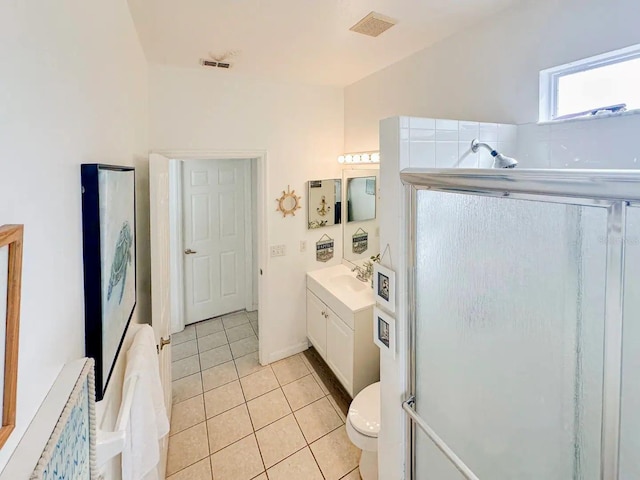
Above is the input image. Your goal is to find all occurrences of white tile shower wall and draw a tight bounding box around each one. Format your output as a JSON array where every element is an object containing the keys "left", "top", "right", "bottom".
[
  {"left": 401, "top": 117, "right": 517, "bottom": 169},
  {"left": 517, "top": 113, "right": 640, "bottom": 169}
]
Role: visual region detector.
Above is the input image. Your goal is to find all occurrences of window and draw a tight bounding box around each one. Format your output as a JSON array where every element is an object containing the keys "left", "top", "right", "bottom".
[{"left": 539, "top": 44, "right": 640, "bottom": 122}]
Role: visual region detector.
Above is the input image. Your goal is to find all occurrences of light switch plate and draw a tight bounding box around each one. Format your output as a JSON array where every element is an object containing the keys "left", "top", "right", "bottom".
[
  {"left": 300, "top": 240, "right": 307, "bottom": 252},
  {"left": 270, "top": 244, "right": 286, "bottom": 257}
]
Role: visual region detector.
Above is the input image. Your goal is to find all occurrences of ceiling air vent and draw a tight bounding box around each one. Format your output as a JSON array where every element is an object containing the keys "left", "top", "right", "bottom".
[
  {"left": 200, "top": 59, "right": 232, "bottom": 69},
  {"left": 350, "top": 12, "right": 397, "bottom": 37}
]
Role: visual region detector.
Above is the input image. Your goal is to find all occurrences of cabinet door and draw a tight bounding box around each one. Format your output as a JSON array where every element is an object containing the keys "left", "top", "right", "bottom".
[
  {"left": 327, "top": 313, "right": 354, "bottom": 395},
  {"left": 306, "top": 291, "right": 327, "bottom": 359}
]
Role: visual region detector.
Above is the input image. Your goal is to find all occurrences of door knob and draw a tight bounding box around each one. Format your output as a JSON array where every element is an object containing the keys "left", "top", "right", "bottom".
[
  {"left": 160, "top": 336, "right": 171, "bottom": 350},
  {"left": 184, "top": 248, "right": 197, "bottom": 254}
]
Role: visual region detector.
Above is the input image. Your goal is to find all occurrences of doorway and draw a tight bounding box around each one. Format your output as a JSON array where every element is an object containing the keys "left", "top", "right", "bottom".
[
  {"left": 149, "top": 150, "right": 266, "bottom": 368},
  {"left": 181, "top": 158, "right": 257, "bottom": 325}
]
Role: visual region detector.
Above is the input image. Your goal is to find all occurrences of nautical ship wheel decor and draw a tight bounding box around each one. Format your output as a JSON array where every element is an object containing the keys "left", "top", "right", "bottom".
[{"left": 276, "top": 185, "right": 302, "bottom": 217}]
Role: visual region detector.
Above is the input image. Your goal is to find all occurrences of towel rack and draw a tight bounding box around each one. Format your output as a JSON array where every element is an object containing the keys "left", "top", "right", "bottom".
[{"left": 96, "top": 375, "right": 139, "bottom": 468}]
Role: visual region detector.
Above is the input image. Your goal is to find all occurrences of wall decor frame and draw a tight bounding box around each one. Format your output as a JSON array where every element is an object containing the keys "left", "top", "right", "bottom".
[
  {"left": 373, "top": 263, "right": 395, "bottom": 313},
  {"left": 373, "top": 307, "right": 396, "bottom": 358},
  {"left": 81, "top": 164, "right": 136, "bottom": 401},
  {"left": 0, "top": 224, "right": 23, "bottom": 448},
  {"left": 316, "top": 234, "right": 335, "bottom": 263}
]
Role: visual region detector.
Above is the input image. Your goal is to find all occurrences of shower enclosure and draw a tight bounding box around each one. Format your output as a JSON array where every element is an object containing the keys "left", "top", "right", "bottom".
[{"left": 400, "top": 169, "right": 640, "bottom": 480}]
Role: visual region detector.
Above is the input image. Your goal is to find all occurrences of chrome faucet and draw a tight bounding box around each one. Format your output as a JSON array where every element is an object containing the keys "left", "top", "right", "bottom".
[{"left": 352, "top": 262, "right": 374, "bottom": 284}]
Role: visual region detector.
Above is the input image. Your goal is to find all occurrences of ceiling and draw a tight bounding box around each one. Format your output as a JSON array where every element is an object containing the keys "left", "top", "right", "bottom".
[{"left": 127, "top": 0, "right": 520, "bottom": 87}]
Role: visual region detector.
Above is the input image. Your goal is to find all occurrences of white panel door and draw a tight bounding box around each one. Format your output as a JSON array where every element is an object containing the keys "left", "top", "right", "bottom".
[
  {"left": 326, "top": 312, "right": 354, "bottom": 395},
  {"left": 306, "top": 291, "right": 328, "bottom": 359},
  {"left": 183, "top": 159, "right": 249, "bottom": 324},
  {"left": 149, "top": 153, "right": 173, "bottom": 479}
]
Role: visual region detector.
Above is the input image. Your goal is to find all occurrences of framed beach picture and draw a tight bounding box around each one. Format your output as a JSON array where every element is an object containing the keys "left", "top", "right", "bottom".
[
  {"left": 374, "top": 307, "right": 395, "bottom": 358},
  {"left": 373, "top": 263, "right": 395, "bottom": 313},
  {"left": 81, "top": 165, "right": 136, "bottom": 401}
]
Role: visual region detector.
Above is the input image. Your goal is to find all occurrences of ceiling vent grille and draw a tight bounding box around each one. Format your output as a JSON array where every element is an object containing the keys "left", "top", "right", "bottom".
[
  {"left": 349, "top": 12, "right": 396, "bottom": 37},
  {"left": 200, "top": 59, "right": 232, "bottom": 69}
]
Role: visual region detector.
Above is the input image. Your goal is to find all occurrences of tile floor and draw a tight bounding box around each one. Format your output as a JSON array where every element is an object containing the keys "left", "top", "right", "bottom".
[{"left": 167, "top": 310, "right": 362, "bottom": 480}]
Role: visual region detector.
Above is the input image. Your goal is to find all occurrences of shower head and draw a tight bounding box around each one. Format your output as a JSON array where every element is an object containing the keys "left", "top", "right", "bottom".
[{"left": 470, "top": 139, "right": 518, "bottom": 169}]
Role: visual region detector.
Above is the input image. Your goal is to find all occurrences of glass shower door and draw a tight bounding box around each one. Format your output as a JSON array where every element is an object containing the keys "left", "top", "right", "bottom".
[{"left": 412, "top": 190, "right": 609, "bottom": 480}]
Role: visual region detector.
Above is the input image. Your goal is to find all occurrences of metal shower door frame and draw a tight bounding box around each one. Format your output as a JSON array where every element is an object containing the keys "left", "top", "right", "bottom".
[{"left": 399, "top": 168, "right": 637, "bottom": 480}]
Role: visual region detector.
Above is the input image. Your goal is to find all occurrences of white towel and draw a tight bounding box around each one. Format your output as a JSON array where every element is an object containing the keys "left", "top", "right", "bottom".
[{"left": 121, "top": 325, "right": 170, "bottom": 480}]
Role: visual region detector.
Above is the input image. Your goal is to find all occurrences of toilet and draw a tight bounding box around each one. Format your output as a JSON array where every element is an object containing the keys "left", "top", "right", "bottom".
[{"left": 346, "top": 382, "right": 380, "bottom": 480}]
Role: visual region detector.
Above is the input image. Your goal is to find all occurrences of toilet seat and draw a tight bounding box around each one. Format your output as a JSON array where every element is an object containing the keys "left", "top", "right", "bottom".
[{"left": 348, "top": 382, "right": 380, "bottom": 437}]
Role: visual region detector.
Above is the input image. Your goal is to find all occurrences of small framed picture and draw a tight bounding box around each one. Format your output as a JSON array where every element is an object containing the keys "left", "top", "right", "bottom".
[
  {"left": 373, "top": 263, "right": 395, "bottom": 313},
  {"left": 374, "top": 307, "right": 395, "bottom": 358}
]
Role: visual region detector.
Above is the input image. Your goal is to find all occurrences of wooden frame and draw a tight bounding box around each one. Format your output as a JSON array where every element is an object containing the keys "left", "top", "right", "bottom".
[
  {"left": 0, "top": 224, "right": 23, "bottom": 448},
  {"left": 81, "top": 165, "right": 137, "bottom": 401}
]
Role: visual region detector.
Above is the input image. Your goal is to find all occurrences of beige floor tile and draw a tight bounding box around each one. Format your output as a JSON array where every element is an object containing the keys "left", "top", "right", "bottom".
[
  {"left": 230, "top": 335, "right": 259, "bottom": 358},
  {"left": 210, "top": 434, "right": 265, "bottom": 480},
  {"left": 173, "top": 325, "right": 196, "bottom": 345},
  {"left": 235, "top": 352, "right": 267, "bottom": 378},
  {"left": 172, "top": 373, "right": 203, "bottom": 403},
  {"left": 202, "top": 361, "right": 238, "bottom": 391},
  {"left": 226, "top": 323, "right": 255, "bottom": 343},
  {"left": 255, "top": 414, "right": 306, "bottom": 468},
  {"left": 271, "top": 354, "right": 310, "bottom": 386},
  {"left": 247, "top": 388, "right": 291, "bottom": 430},
  {"left": 197, "top": 331, "right": 228, "bottom": 353},
  {"left": 166, "top": 458, "right": 212, "bottom": 480},
  {"left": 294, "top": 397, "right": 344, "bottom": 443},
  {"left": 299, "top": 351, "right": 313, "bottom": 370},
  {"left": 204, "top": 380, "right": 245, "bottom": 418},
  {"left": 310, "top": 426, "right": 360, "bottom": 480},
  {"left": 247, "top": 310, "right": 258, "bottom": 321},
  {"left": 173, "top": 339, "right": 198, "bottom": 362},
  {"left": 250, "top": 321, "right": 259, "bottom": 336},
  {"left": 207, "top": 404, "right": 254, "bottom": 453},
  {"left": 200, "top": 344, "right": 232, "bottom": 370},
  {"left": 240, "top": 367, "right": 279, "bottom": 400},
  {"left": 327, "top": 394, "right": 347, "bottom": 422},
  {"left": 222, "top": 312, "right": 250, "bottom": 329},
  {"left": 196, "top": 318, "right": 224, "bottom": 337},
  {"left": 251, "top": 474, "right": 267, "bottom": 480},
  {"left": 172, "top": 355, "right": 201, "bottom": 381},
  {"left": 171, "top": 395, "right": 205, "bottom": 435},
  {"left": 166, "top": 423, "right": 209, "bottom": 476},
  {"left": 266, "top": 447, "right": 324, "bottom": 480},
  {"left": 340, "top": 468, "right": 362, "bottom": 480},
  {"left": 282, "top": 375, "right": 325, "bottom": 411}
]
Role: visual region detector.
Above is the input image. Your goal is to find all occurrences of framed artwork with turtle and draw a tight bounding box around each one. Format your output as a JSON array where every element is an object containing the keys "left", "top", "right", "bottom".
[{"left": 81, "top": 164, "right": 136, "bottom": 401}]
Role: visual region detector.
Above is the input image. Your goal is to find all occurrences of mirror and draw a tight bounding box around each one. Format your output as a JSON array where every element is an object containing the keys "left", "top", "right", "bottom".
[
  {"left": 347, "top": 177, "right": 376, "bottom": 222},
  {"left": 343, "top": 169, "right": 379, "bottom": 264},
  {"left": 308, "top": 179, "right": 342, "bottom": 229}
]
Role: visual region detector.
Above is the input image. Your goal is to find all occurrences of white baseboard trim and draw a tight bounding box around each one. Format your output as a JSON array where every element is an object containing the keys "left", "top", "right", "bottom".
[{"left": 267, "top": 341, "right": 309, "bottom": 364}]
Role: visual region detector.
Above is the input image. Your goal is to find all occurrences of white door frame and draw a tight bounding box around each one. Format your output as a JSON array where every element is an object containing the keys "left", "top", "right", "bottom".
[{"left": 154, "top": 149, "right": 268, "bottom": 365}]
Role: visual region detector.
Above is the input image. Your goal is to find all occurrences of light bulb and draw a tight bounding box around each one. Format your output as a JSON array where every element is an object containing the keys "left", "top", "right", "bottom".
[
  {"left": 372, "top": 153, "right": 380, "bottom": 163},
  {"left": 353, "top": 154, "right": 361, "bottom": 163},
  {"left": 345, "top": 155, "right": 353, "bottom": 163},
  {"left": 362, "top": 154, "right": 370, "bottom": 162},
  {"left": 338, "top": 156, "right": 345, "bottom": 164}
]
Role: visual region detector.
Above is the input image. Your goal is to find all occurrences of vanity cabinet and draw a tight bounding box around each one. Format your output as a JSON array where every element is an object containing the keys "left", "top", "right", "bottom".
[{"left": 305, "top": 282, "right": 379, "bottom": 398}]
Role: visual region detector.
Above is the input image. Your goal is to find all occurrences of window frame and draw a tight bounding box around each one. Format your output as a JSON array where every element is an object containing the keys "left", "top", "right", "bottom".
[{"left": 539, "top": 43, "right": 640, "bottom": 122}]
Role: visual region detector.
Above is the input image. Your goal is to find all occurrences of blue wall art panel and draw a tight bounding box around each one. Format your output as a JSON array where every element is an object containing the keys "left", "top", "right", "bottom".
[{"left": 81, "top": 164, "right": 137, "bottom": 400}]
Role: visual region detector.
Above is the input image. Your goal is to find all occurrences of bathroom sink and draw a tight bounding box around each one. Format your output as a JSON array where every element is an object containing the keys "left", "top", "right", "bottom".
[
  {"left": 306, "top": 264, "right": 374, "bottom": 325},
  {"left": 331, "top": 274, "right": 368, "bottom": 292}
]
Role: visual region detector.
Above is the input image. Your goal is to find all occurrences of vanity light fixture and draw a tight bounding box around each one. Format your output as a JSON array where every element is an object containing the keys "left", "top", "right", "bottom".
[{"left": 338, "top": 151, "right": 380, "bottom": 164}]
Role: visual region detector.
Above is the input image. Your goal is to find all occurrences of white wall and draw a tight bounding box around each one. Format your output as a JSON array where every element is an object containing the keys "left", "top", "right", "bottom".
[
  {"left": 345, "top": 0, "right": 640, "bottom": 153},
  {"left": 149, "top": 65, "right": 344, "bottom": 363},
  {"left": 0, "top": 0, "right": 149, "bottom": 474}
]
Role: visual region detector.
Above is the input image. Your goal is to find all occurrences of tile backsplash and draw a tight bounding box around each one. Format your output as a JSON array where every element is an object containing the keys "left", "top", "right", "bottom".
[{"left": 400, "top": 117, "right": 517, "bottom": 169}]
